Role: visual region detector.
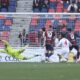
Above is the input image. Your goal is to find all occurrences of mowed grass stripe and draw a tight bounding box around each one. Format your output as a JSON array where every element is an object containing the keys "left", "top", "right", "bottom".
[{"left": 0, "top": 63, "right": 80, "bottom": 80}]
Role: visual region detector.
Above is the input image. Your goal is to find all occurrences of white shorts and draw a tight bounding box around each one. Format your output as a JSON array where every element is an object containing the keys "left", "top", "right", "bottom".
[{"left": 54, "top": 48, "right": 69, "bottom": 59}]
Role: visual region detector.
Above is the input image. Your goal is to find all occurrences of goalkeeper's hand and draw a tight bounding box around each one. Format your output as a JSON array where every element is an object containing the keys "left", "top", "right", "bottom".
[{"left": 24, "top": 44, "right": 29, "bottom": 49}]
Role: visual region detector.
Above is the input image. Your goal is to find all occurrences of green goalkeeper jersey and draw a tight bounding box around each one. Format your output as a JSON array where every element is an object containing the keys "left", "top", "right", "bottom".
[
  {"left": 0, "top": 40, "right": 25, "bottom": 59},
  {"left": 0, "top": 40, "right": 38, "bottom": 60}
]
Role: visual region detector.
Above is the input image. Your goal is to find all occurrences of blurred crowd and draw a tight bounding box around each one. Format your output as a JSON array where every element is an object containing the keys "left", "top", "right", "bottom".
[{"left": 33, "top": 0, "right": 80, "bottom": 12}]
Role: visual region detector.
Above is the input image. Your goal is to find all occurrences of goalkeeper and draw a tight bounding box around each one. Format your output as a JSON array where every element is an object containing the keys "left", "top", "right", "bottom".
[{"left": 0, "top": 40, "right": 38, "bottom": 60}]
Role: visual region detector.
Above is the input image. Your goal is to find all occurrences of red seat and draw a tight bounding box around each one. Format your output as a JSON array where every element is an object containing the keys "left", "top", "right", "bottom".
[
  {"left": 69, "top": 15, "right": 76, "bottom": 20},
  {"left": 45, "top": 20, "right": 52, "bottom": 26},
  {"left": 49, "top": 0, "right": 56, "bottom": 2},
  {"left": 2, "top": 31, "right": 9, "bottom": 36},
  {"left": 28, "top": 32, "right": 38, "bottom": 43},
  {"left": 48, "top": 8, "right": 55, "bottom": 12},
  {"left": 5, "top": 19, "right": 12, "bottom": 26},
  {"left": 75, "top": 20, "right": 80, "bottom": 31},
  {"left": 54, "top": 14, "right": 61, "bottom": 20},
  {"left": 31, "top": 18, "right": 38, "bottom": 26},
  {"left": 45, "top": 20, "right": 52, "bottom": 31},
  {"left": 57, "top": 0, "right": 61, "bottom": 3},
  {"left": 62, "top": 20, "right": 67, "bottom": 25},
  {"left": 0, "top": 15, "right": 6, "bottom": 19},
  {"left": 64, "top": 9, "right": 68, "bottom": 12},
  {"left": 56, "top": 3, "right": 63, "bottom": 12},
  {"left": 0, "top": 31, "right": 9, "bottom": 48}
]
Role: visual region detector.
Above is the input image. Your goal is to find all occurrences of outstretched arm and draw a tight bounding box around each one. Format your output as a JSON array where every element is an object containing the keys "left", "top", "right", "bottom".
[
  {"left": 17, "top": 45, "right": 29, "bottom": 54},
  {"left": 23, "top": 45, "right": 29, "bottom": 49},
  {"left": 1, "top": 40, "right": 10, "bottom": 46}
]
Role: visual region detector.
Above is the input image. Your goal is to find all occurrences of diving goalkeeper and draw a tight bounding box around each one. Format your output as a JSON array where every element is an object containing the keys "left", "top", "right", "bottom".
[{"left": 0, "top": 40, "right": 38, "bottom": 60}]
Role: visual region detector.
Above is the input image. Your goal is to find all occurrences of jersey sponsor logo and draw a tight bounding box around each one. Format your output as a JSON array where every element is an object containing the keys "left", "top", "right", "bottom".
[{"left": 47, "top": 31, "right": 53, "bottom": 38}]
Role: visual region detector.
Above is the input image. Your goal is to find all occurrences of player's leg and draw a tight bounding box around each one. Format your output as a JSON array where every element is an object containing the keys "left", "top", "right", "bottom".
[
  {"left": 45, "top": 44, "right": 53, "bottom": 57},
  {"left": 61, "top": 49, "right": 70, "bottom": 62},
  {"left": 54, "top": 48, "right": 67, "bottom": 62},
  {"left": 16, "top": 48, "right": 25, "bottom": 55},
  {"left": 74, "top": 45, "right": 80, "bottom": 59},
  {"left": 17, "top": 54, "right": 41, "bottom": 60},
  {"left": 45, "top": 44, "right": 53, "bottom": 62},
  {"left": 16, "top": 48, "right": 41, "bottom": 60},
  {"left": 63, "top": 49, "right": 69, "bottom": 59},
  {"left": 54, "top": 48, "right": 63, "bottom": 59}
]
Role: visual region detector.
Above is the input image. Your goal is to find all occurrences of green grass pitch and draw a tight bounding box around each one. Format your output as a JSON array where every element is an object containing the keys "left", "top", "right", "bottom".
[{"left": 0, "top": 63, "right": 80, "bottom": 80}]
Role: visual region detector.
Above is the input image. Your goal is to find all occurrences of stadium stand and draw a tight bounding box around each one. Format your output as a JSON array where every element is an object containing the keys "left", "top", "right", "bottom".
[
  {"left": 33, "top": 0, "right": 80, "bottom": 13},
  {"left": 0, "top": 15, "right": 13, "bottom": 47},
  {"left": 0, "top": 14, "right": 80, "bottom": 47},
  {"left": 9, "top": 14, "right": 31, "bottom": 47},
  {"left": 16, "top": 0, "right": 33, "bottom": 12},
  {"left": 29, "top": 14, "right": 80, "bottom": 47},
  {"left": 0, "top": 14, "right": 31, "bottom": 47},
  {"left": 0, "top": 0, "right": 33, "bottom": 12},
  {"left": 0, "top": 0, "right": 79, "bottom": 12},
  {"left": 0, "top": 0, "right": 17, "bottom": 12}
]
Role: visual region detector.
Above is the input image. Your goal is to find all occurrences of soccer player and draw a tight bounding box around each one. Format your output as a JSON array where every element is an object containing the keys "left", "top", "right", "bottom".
[
  {"left": 0, "top": 40, "right": 39, "bottom": 60},
  {"left": 67, "top": 29, "right": 79, "bottom": 60},
  {"left": 54, "top": 32, "right": 72, "bottom": 62},
  {"left": 44, "top": 26, "right": 55, "bottom": 62}
]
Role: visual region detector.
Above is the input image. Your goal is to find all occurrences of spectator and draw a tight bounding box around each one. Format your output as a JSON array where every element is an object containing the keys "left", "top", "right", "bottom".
[
  {"left": 25, "top": 34, "right": 29, "bottom": 45},
  {"left": 70, "top": 0, "right": 77, "bottom": 3},
  {"left": 67, "top": 1, "right": 78, "bottom": 12},
  {"left": 18, "top": 29, "right": 27, "bottom": 46},
  {"left": 77, "top": 0, "right": 80, "bottom": 12},
  {"left": 22, "top": 29, "right": 27, "bottom": 45},
  {"left": 33, "top": 0, "right": 49, "bottom": 12},
  {"left": 0, "top": 0, "right": 1, "bottom": 11},
  {"left": 38, "top": 29, "right": 43, "bottom": 46},
  {"left": 40, "top": 0, "right": 49, "bottom": 12},
  {"left": 18, "top": 31, "right": 23, "bottom": 46},
  {"left": 33, "top": 1, "right": 40, "bottom": 12},
  {"left": 1, "top": 0, "right": 9, "bottom": 11},
  {"left": 61, "top": 0, "right": 77, "bottom": 4},
  {"left": 61, "top": 0, "right": 70, "bottom": 4}
]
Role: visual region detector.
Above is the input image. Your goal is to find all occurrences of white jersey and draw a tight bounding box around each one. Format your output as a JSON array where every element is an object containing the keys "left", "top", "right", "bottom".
[
  {"left": 56, "top": 38, "right": 71, "bottom": 49},
  {"left": 54, "top": 38, "right": 59, "bottom": 47}
]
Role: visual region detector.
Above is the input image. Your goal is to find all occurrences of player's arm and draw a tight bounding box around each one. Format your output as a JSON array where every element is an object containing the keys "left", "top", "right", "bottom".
[
  {"left": 17, "top": 45, "right": 29, "bottom": 53},
  {"left": 23, "top": 45, "right": 29, "bottom": 49},
  {"left": 56, "top": 40, "right": 62, "bottom": 47},
  {"left": 21, "top": 45, "right": 29, "bottom": 51},
  {"left": 69, "top": 41, "right": 72, "bottom": 47},
  {"left": 0, "top": 40, "right": 10, "bottom": 46}
]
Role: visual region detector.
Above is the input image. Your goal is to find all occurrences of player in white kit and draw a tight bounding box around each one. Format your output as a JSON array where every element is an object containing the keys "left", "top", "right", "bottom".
[{"left": 53, "top": 32, "right": 72, "bottom": 62}]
